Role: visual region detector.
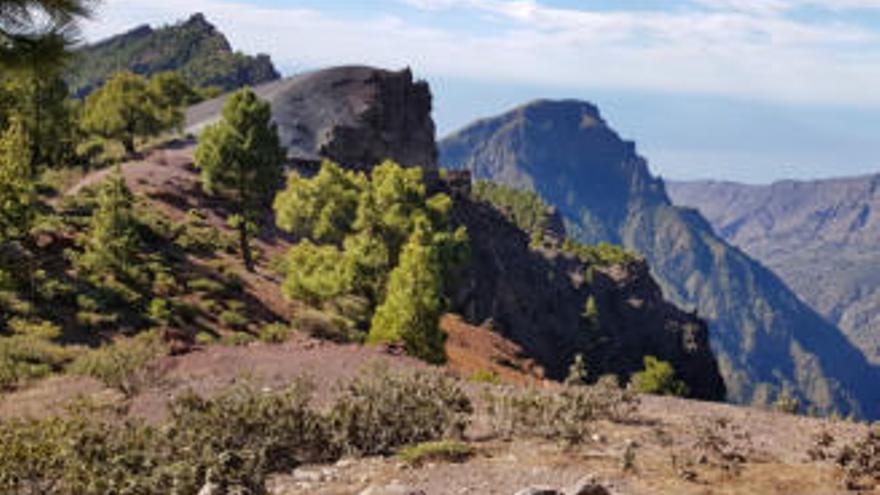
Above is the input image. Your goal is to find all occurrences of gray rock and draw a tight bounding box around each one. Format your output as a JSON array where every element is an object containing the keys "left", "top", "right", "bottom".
[
  {"left": 186, "top": 66, "right": 437, "bottom": 172},
  {"left": 564, "top": 475, "right": 613, "bottom": 495},
  {"left": 514, "top": 488, "right": 562, "bottom": 495}
]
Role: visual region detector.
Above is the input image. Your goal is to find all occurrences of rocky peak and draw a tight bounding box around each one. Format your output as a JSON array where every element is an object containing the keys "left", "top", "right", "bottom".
[
  {"left": 69, "top": 13, "right": 280, "bottom": 97},
  {"left": 183, "top": 12, "right": 212, "bottom": 30},
  {"left": 187, "top": 66, "right": 437, "bottom": 171},
  {"left": 442, "top": 99, "right": 667, "bottom": 244}
]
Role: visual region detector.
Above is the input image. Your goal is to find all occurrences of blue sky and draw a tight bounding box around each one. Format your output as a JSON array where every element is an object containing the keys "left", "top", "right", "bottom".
[{"left": 83, "top": 0, "right": 880, "bottom": 183}]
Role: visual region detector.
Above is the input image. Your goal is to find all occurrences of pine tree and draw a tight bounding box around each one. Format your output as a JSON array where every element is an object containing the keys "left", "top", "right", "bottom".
[
  {"left": 273, "top": 160, "right": 365, "bottom": 243},
  {"left": 368, "top": 218, "right": 448, "bottom": 364},
  {"left": 0, "top": 118, "right": 33, "bottom": 241},
  {"left": 0, "top": 0, "right": 93, "bottom": 70},
  {"left": 83, "top": 167, "right": 139, "bottom": 273},
  {"left": 81, "top": 71, "right": 168, "bottom": 155},
  {"left": 195, "top": 87, "right": 285, "bottom": 271}
]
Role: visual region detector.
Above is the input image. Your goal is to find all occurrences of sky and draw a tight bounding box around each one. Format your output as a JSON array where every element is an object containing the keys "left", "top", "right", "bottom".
[{"left": 82, "top": 0, "right": 880, "bottom": 183}]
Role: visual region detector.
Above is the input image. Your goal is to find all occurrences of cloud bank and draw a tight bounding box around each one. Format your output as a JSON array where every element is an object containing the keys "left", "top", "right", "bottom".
[{"left": 83, "top": 0, "right": 880, "bottom": 107}]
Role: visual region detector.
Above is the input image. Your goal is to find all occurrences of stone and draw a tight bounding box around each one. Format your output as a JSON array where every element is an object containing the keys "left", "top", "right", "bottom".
[
  {"left": 197, "top": 482, "right": 221, "bottom": 495},
  {"left": 564, "top": 475, "right": 613, "bottom": 495},
  {"left": 187, "top": 66, "right": 437, "bottom": 172},
  {"left": 513, "top": 488, "right": 562, "bottom": 495}
]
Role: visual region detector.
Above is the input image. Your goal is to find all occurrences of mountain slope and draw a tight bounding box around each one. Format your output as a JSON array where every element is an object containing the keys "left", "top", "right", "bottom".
[
  {"left": 439, "top": 99, "right": 880, "bottom": 417},
  {"left": 68, "top": 13, "right": 279, "bottom": 97},
  {"left": 668, "top": 176, "right": 880, "bottom": 364}
]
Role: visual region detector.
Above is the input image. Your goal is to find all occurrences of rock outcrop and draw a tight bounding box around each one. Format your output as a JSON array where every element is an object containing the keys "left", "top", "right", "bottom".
[
  {"left": 69, "top": 13, "right": 280, "bottom": 97},
  {"left": 186, "top": 66, "right": 437, "bottom": 170},
  {"left": 440, "top": 99, "right": 880, "bottom": 417},
  {"left": 446, "top": 193, "right": 726, "bottom": 401}
]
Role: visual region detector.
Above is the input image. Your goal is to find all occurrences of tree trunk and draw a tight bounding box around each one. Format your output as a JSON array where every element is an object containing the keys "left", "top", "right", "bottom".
[
  {"left": 123, "top": 135, "right": 136, "bottom": 156},
  {"left": 240, "top": 221, "right": 254, "bottom": 272}
]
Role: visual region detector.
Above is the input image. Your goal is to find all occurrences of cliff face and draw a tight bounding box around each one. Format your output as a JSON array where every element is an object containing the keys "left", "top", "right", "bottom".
[
  {"left": 447, "top": 193, "right": 726, "bottom": 401},
  {"left": 69, "top": 13, "right": 280, "bottom": 97},
  {"left": 669, "top": 176, "right": 880, "bottom": 364},
  {"left": 440, "top": 99, "right": 880, "bottom": 417},
  {"left": 186, "top": 66, "right": 437, "bottom": 170}
]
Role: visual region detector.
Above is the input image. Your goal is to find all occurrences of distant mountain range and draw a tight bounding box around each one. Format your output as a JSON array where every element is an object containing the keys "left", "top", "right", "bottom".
[
  {"left": 440, "top": 100, "right": 880, "bottom": 417},
  {"left": 68, "top": 13, "right": 279, "bottom": 97},
  {"left": 669, "top": 175, "right": 880, "bottom": 365}
]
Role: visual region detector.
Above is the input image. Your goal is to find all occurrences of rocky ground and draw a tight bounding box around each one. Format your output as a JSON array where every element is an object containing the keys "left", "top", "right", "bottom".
[{"left": 1, "top": 331, "right": 869, "bottom": 495}]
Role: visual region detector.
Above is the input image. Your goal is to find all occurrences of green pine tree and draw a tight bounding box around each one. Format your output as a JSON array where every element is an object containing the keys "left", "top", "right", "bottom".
[
  {"left": 83, "top": 167, "right": 139, "bottom": 274},
  {"left": 0, "top": 118, "right": 34, "bottom": 241},
  {"left": 368, "top": 218, "right": 448, "bottom": 364},
  {"left": 195, "top": 87, "right": 285, "bottom": 271},
  {"left": 81, "top": 71, "right": 169, "bottom": 155}
]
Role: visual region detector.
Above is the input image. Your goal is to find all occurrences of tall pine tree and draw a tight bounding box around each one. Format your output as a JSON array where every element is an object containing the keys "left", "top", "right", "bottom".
[
  {"left": 367, "top": 217, "right": 448, "bottom": 364},
  {"left": 83, "top": 167, "right": 139, "bottom": 274},
  {"left": 0, "top": 118, "right": 33, "bottom": 241},
  {"left": 195, "top": 87, "right": 285, "bottom": 271}
]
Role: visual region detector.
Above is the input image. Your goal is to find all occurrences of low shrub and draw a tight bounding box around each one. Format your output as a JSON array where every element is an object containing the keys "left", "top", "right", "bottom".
[
  {"left": 0, "top": 336, "right": 78, "bottom": 390},
  {"left": 220, "top": 332, "right": 256, "bottom": 347},
  {"left": 485, "top": 376, "right": 639, "bottom": 446},
  {"left": 470, "top": 369, "right": 502, "bottom": 385},
  {"left": 258, "top": 323, "right": 292, "bottom": 344},
  {"left": 837, "top": 428, "right": 880, "bottom": 490},
  {"left": 329, "top": 365, "right": 472, "bottom": 456},
  {"left": 68, "top": 333, "right": 165, "bottom": 396},
  {"left": 629, "top": 356, "right": 689, "bottom": 397},
  {"left": 162, "top": 381, "right": 334, "bottom": 493},
  {"left": 294, "top": 308, "right": 357, "bottom": 343}
]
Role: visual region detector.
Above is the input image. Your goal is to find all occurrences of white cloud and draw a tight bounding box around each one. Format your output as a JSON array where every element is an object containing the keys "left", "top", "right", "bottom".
[{"left": 82, "top": 0, "right": 880, "bottom": 107}]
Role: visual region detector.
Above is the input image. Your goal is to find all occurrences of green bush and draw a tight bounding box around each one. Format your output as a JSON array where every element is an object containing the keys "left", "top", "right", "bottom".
[
  {"left": 69, "top": 333, "right": 165, "bottom": 396},
  {"left": 162, "top": 381, "right": 334, "bottom": 493},
  {"left": 329, "top": 365, "right": 472, "bottom": 456},
  {"left": 629, "top": 356, "right": 689, "bottom": 397},
  {"left": 258, "top": 323, "right": 292, "bottom": 344},
  {"left": 220, "top": 332, "right": 256, "bottom": 347},
  {"left": 0, "top": 336, "right": 78, "bottom": 390}
]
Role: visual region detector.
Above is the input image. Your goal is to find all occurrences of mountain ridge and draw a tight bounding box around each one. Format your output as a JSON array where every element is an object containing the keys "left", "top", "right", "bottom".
[
  {"left": 68, "top": 13, "right": 280, "bottom": 97},
  {"left": 440, "top": 98, "right": 880, "bottom": 417},
  {"left": 668, "top": 174, "right": 880, "bottom": 364}
]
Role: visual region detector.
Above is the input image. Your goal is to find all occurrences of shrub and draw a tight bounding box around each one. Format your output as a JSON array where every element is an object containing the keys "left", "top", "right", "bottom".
[
  {"left": 220, "top": 332, "right": 256, "bottom": 347},
  {"left": 629, "top": 356, "right": 689, "bottom": 397},
  {"left": 485, "top": 376, "right": 639, "bottom": 446},
  {"left": 398, "top": 440, "right": 474, "bottom": 466},
  {"left": 470, "top": 369, "right": 502, "bottom": 385},
  {"left": 69, "top": 333, "right": 165, "bottom": 396},
  {"left": 219, "top": 309, "right": 248, "bottom": 330},
  {"left": 329, "top": 365, "right": 472, "bottom": 456},
  {"left": 162, "top": 381, "right": 333, "bottom": 493},
  {"left": 294, "top": 308, "right": 356, "bottom": 343},
  {"left": 772, "top": 390, "right": 800, "bottom": 415},
  {"left": 0, "top": 336, "right": 77, "bottom": 390},
  {"left": 838, "top": 428, "right": 880, "bottom": 491},
  {"left": 258, "top": 323, "right": 292, "bottom": 344}
]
